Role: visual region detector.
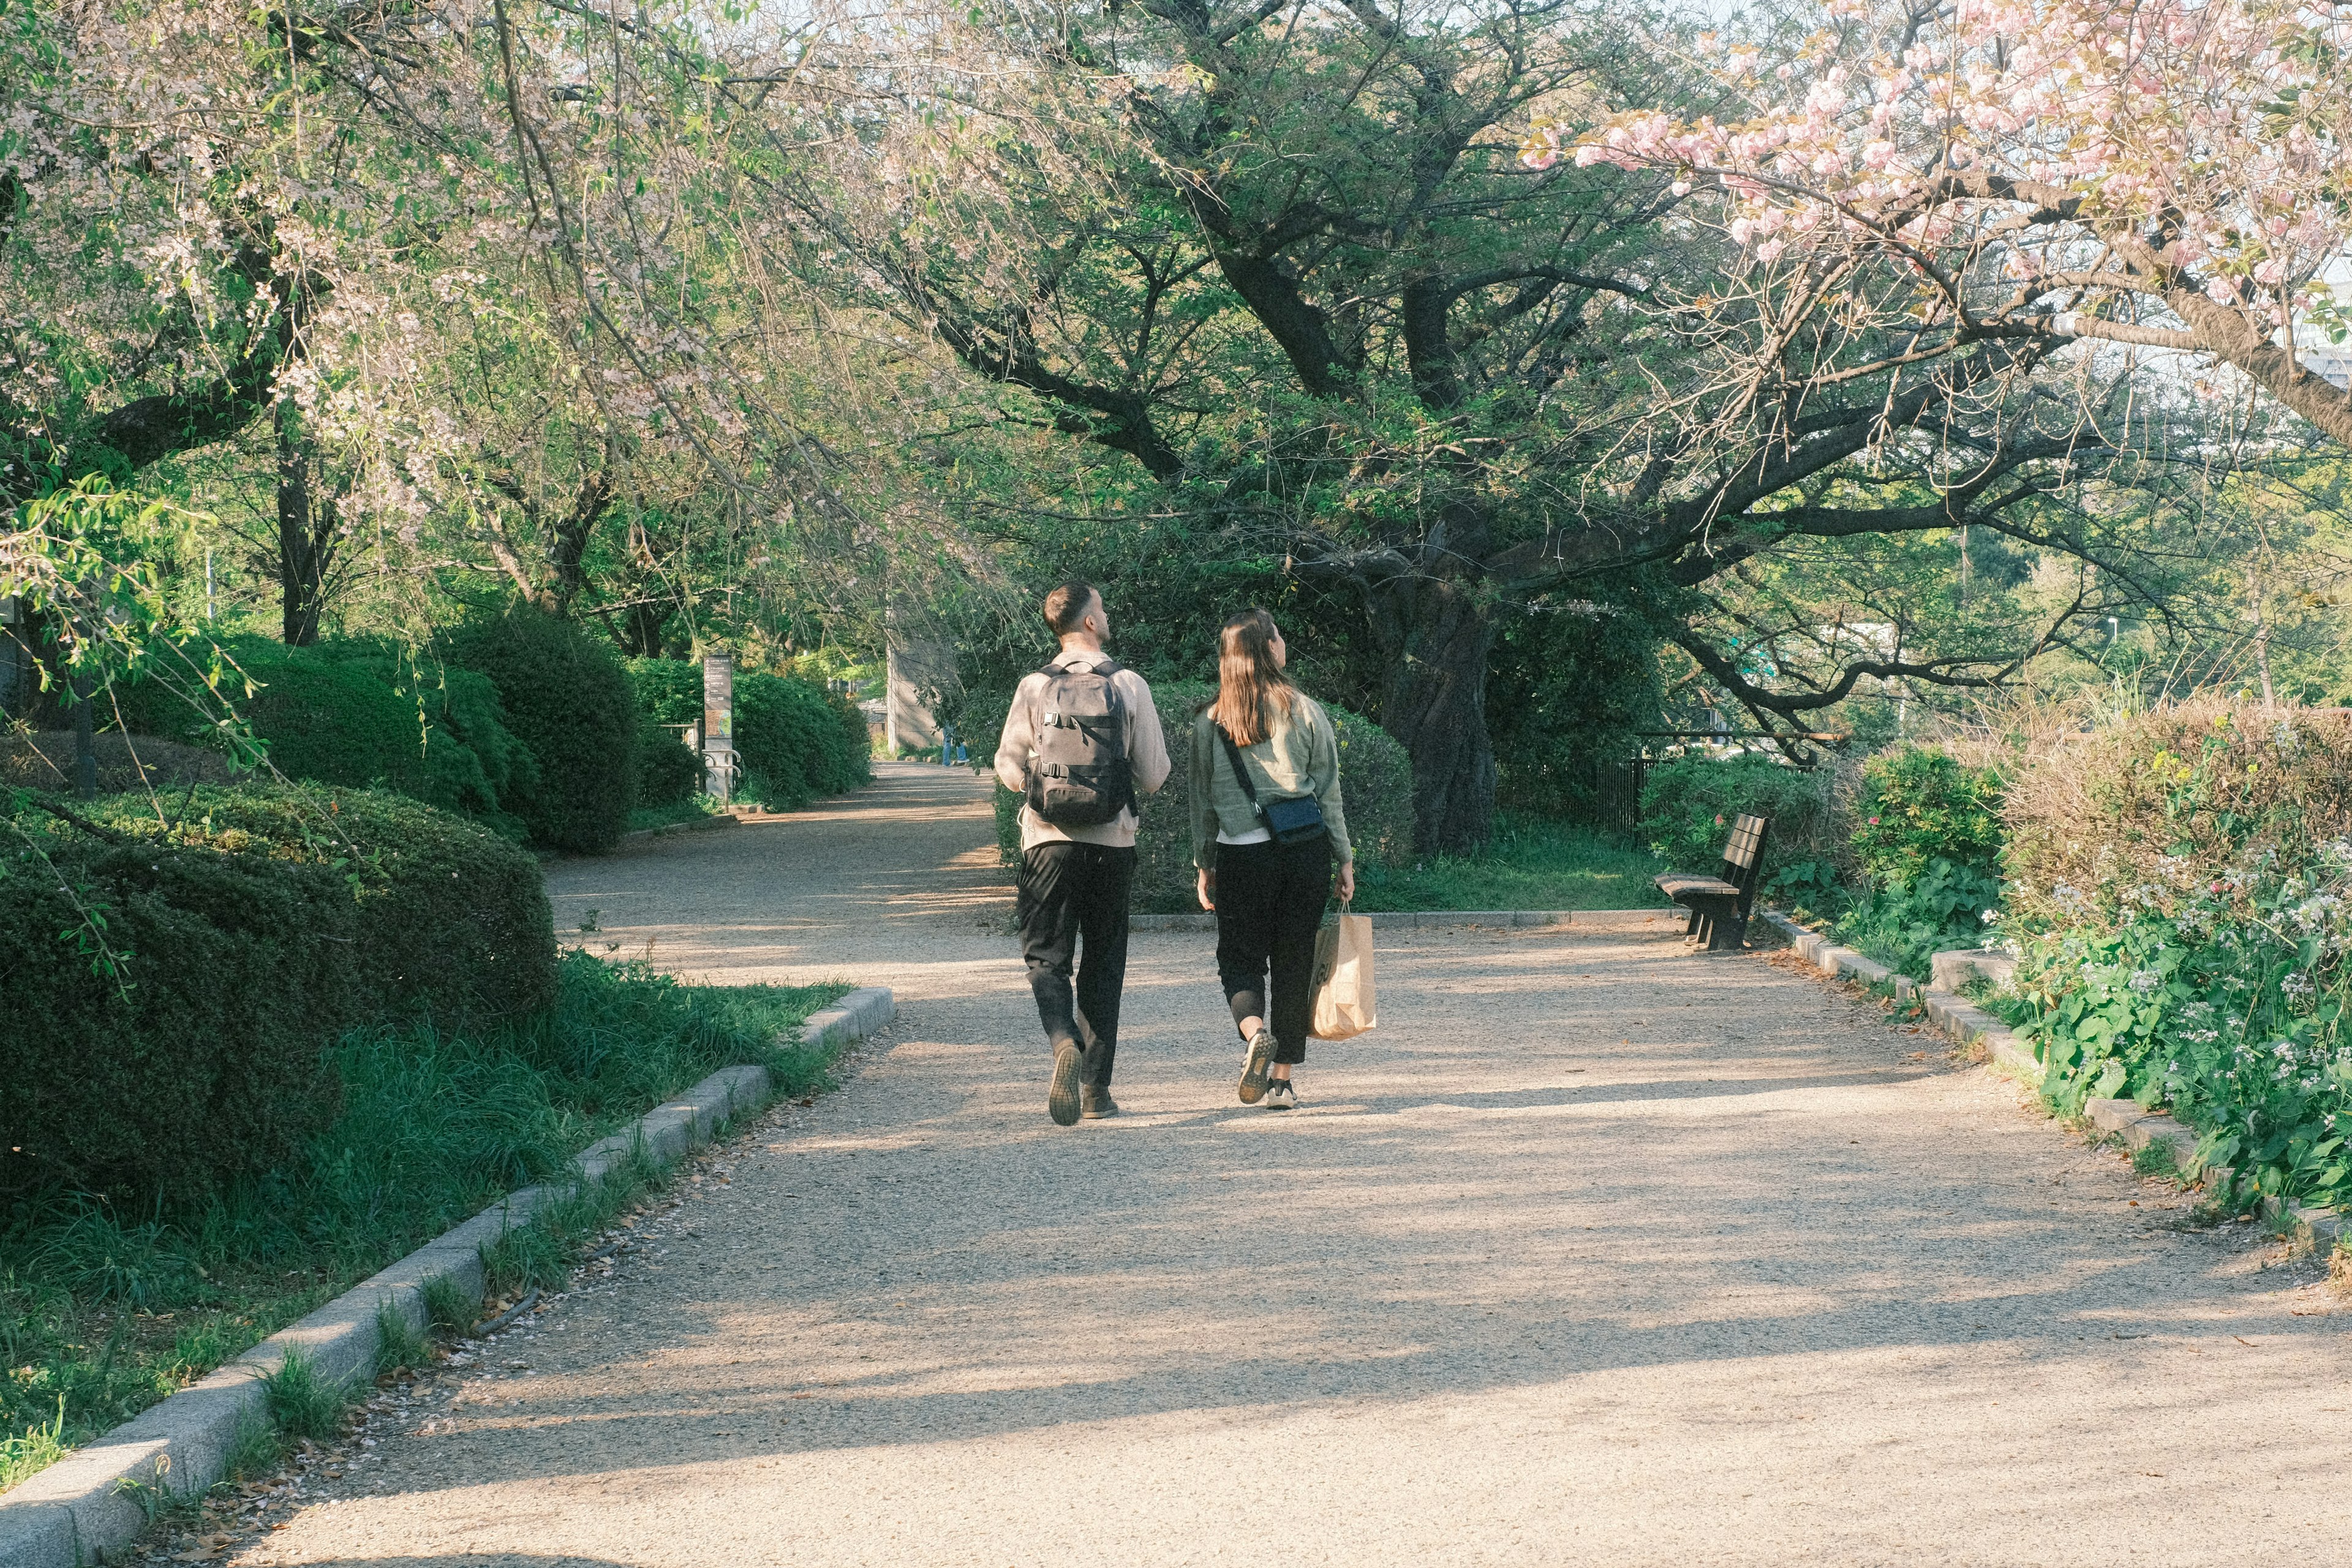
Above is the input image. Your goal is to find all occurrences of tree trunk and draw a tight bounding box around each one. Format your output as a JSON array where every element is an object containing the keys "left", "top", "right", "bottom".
[
  {"left": 276, "top": 396, "right": 326, "bottom": 646},
  {"left": 618, "top": 598, "right": 671, "bottom": 657},
  {"left": 1377, "top": 576, "right": 1498, "bottom": 856}
]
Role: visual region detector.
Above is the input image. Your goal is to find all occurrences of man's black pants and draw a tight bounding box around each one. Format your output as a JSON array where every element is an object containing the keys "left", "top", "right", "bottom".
[
  {"left": 1016, "top": 842, "right": 1136, "bottom": 1089},
  {"left": 1214, "top": 835, "right": 1333, "bottom": 1065}
]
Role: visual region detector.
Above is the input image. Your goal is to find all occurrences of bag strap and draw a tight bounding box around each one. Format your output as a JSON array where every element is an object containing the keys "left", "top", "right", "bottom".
[{"left": 1215, "top": 723, "right": 1264, "bottom": 816}]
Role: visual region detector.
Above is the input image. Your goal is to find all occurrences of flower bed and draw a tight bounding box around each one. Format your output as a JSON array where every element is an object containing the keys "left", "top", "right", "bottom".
[{"left": 2003, "top": 701, "right": 2352, "bottom": 1208}]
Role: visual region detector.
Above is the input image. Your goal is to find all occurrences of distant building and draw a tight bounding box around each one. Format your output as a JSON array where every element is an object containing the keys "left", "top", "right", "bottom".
[
  {"left": 886, "top": 638, "right": 959, "bottom": 755},
  {"left": 2299, "top": 346, "right": 2352, "bottom": 391}
]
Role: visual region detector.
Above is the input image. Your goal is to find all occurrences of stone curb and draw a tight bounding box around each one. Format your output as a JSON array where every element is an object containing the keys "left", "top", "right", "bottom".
[
  {"left": 1756, "top": 910, "right": 2346, "bottom": 1255},
  {"left": 1128, "top": 908, "right": 1681, "bottom": 933},
  {"left": 0, "top": 986, "right": 895, "bottom": 1567},
  {"left": 2078, "top": 1097, "right": 2343, "bottom": 1254},
  {"left": 1757, "top": 910, "right": 2037, "bottom": 1080}
]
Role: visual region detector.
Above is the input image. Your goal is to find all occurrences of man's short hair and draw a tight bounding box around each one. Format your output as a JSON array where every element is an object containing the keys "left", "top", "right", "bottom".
[{"left": 1042, "top": 581, "right": 1099, "bottom": 636}]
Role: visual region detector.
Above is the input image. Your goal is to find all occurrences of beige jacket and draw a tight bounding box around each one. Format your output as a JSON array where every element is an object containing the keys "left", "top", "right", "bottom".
[
  {"left": 992, "top": 650, "right": 1170, "bottom": 851},
  {"left": 1189, "top": 692, "right": 1354, "bottom": 869}
]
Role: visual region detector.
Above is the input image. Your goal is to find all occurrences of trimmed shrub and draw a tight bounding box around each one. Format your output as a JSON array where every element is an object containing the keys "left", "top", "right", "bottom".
[
  {"left": 737, "top": 672, "right": 871, "bottom": 806},
  {"left": 2, "top": 733, "right": 231, "bottom": 796},
  {"left": 625, "top": 658, "right": 869, "bottom": 810},
  {"left": 106, "top": 638, "right": 535, "bottom": 831},
  {"left": 624, "top": 658, "right": 704, "bottom": 807},
  {"left": 0, "top": 784, "right": 556, "bottom": 1197},
  {"left": 445, "top": 608, "right": 636, "bottom": 853},
  {"left": 634, "top": 720, "right": 702, "bottom": 808},
  {"left": 86, "top": 785, "right": 559, "bottom": 1024},
  {"left": 1638, "top": 753, "right": 1831, "bottom": 873},
  {"left": 0, "top": 827, "right": 352, "bottom": 1198},
  {"left": 990, "top": 679, "right": 1415, "bottom": 913}
]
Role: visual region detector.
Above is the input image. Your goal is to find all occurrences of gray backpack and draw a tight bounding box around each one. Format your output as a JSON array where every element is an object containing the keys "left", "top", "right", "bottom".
[{"left": 1024, "top": 659, "right": 1133, "bottom": 827}]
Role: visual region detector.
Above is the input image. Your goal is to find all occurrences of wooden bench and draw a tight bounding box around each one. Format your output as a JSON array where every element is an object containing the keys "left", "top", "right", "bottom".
[{"left": 1654, "top": 813, "right": 1771, "bottom": 953}]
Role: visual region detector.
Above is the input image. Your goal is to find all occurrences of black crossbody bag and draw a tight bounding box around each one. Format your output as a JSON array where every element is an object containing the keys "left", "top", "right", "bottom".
[{"left": 1215, "top": 725, "right": 1327, "bottom": 845}]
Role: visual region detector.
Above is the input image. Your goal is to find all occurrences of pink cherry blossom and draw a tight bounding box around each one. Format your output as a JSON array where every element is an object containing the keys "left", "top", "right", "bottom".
[{"left": 1520, "top": 0, "right": 2352, "bottom": 449}]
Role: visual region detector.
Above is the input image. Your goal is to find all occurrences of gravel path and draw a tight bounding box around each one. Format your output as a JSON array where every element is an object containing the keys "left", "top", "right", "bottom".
[{"left": 219, "top": 763, "right": 2350, "bottom": 1567}]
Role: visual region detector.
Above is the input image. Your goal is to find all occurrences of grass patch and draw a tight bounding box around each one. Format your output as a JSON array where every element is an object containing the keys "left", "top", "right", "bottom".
[
  {"left": 1348, "top": 817, "right": 1672, "bottom": 913},
  {"left": 624, "top": 796, "right": 725, "bottom": 834},
  {"left": 420, "top": 1275, "right": 473, "bottom": 1337},
  {"left": 0, "top": 1396, "right": 65, "bottom": 1493},
  {"left": 481, "top": 1142, "right": 670, "bottom": 1305},
  {"left": 2130, "top": 1138, "right": 2184, "bottom": 1181},
  {"left": 0, "top": 952, "right": 846, "bottom": 1493},
  {"left": 259, "top": 1350, "right": 344, "bottom": 1444},
  {"left": 372, "top": 1300, "right": 430, "bottom": 1378}
]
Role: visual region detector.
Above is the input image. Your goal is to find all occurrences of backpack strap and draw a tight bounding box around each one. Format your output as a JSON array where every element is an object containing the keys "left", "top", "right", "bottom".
[
  {"left": 1034, "top": 658, "right": 1126, "bottom": 734},
  {"left": 1037, "top": 656, "right": 1123, "bottom": 679}
]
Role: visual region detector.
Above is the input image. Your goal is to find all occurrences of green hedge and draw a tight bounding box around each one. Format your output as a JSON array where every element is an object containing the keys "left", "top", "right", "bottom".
[
  {"left": 625, "top": 659, "right": 870, "bottom": 810},
  {"left": 742, "top": 673, "right": 872, "bottom": 803},
  {"left": 990, "top": 680, "right": 1415, "bottom": 914},
  {"left": 0, "top": 785, "right": 556, "bottom": 1198},
  {"left": 108, "top": 638, "right": 536, "bottom": 831},
  {"left": 634, "top": 720, "right": 702, "bottom": 808},
  {"left": 445, "top": 608, "right": 637, "bottom": 853},
  {"left": 1638, "top": 753, "right": 1832, "bottom": 875}
]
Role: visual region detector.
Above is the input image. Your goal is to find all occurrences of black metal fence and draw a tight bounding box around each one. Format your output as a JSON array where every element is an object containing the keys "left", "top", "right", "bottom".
[{"left": 1496, "top": 752, "right": 1651, "bottom": 834}]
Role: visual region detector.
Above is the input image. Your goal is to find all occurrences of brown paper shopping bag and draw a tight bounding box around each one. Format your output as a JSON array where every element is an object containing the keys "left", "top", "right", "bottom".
[{"left": 1309, "top": 907, "right": 1378, "bottom": 1041}]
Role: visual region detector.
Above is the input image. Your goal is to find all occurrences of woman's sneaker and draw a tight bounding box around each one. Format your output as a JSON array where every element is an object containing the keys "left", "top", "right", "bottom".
[
  {"left": 1238, "top": 1028, "right": 1277, "bottom": 1104},
  {"left": 1264, "top": 1079, "right": 1297, "bottom": 1111}
]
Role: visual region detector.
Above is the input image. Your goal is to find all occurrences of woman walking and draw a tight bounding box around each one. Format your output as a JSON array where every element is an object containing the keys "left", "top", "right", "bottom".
[{"left": 1191, "top": 608, "right": 1355, "bottom": 1109}]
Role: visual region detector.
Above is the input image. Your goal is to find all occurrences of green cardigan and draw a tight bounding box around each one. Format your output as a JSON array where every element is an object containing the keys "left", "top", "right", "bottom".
[{"left": 1188, "top": 693, "right": 1354, "bottom": 869}]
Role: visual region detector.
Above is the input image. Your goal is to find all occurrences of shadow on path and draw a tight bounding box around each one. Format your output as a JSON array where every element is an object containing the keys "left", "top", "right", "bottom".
[{"left": 247, "top": 767, "right": 2352, "bottom": 1567}]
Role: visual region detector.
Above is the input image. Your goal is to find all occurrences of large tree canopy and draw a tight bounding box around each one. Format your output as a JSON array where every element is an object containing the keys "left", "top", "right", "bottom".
[
  {"left": 0, "top": 0, "right": 953, "bottom": 658},
  {"left": 7, "top": 0, "right": 2333, "bottom": 827},
  {"left": 779, "top": 0, "right": 2204, "bottom": 850}
]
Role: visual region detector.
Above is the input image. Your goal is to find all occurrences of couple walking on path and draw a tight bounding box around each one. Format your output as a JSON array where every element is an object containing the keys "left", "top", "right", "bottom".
[{"left": 992, "top": 581, "right": 1356, "bottom": 1124}]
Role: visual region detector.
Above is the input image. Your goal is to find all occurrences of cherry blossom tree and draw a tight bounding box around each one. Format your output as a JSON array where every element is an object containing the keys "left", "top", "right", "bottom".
[
  {"left": 1533, "top": 0, "right": 2352, "bottom": 444},
  {"left": 1, "top": 0, "right": 949, "bottom": 654}
]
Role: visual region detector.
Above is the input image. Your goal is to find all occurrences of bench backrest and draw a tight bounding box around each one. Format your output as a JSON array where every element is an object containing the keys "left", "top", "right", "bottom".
[{"left": 1719, "top": 813, "right": 1771, "bottom": 910}]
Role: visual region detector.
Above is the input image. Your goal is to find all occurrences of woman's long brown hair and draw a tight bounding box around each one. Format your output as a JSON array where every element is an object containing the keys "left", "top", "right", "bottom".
[{"left": 1210, "top": 608, "right": 1295, "bottom": 746}]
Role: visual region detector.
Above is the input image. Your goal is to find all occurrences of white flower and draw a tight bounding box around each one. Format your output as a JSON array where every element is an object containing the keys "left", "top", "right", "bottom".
[{"left": 2129, "top": 969, "right": 2161, "bottom": 994}]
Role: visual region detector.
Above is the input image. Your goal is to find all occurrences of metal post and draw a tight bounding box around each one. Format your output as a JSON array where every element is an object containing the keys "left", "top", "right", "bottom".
[
  {"left": 884, "top": 644, "right": 901, "bottom": 757},
  {"left": 0, "top": 596, "right": 20, "bottom": 720},
  {"left": 72, "top": 668, "right": 97, "bottom": 800}
]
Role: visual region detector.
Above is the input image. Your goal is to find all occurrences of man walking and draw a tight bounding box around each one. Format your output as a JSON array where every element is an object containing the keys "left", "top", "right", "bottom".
[{"left": 994, "top": 582, "right": 1170, "bottom": 1125}]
